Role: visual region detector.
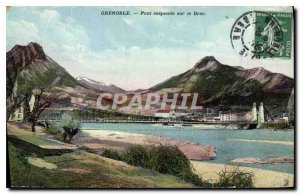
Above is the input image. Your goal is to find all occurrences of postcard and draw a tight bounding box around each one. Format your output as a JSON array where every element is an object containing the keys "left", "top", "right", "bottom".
[{"left": 6, "top": 6, "right": 294, "bottom": 189}]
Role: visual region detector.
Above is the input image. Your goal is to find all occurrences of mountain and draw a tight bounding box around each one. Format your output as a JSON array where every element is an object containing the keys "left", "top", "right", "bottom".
[
  {"left": 7, "top": 43, "right": 294, "bottom": 113},
  {"left": 6, "top": 43, "right": 116, "bottom": 110},
  {"left": 6, "top": 42, "right": 78, "bottom": 99},
  {"left": 150, "top": 56, "right": 294, "bottom": 111},
  {"left": 76, "top": 76, "right": 125, "bottom": 93},
  {"left": 6, "top": 43, "right": 100, "bottom": 109}
]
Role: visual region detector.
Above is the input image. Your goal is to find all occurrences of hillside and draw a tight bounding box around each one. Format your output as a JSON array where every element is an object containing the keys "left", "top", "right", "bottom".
[
  {"left": 7, "top": 123, "right": 194, "bottom": 188},
  {"left": 6, "top": 42, "right": 78, "bottom": 99},
  {"left": 150, "top": 56, "right": 294, "bottom": 111},
  {"left": 6, "top": 43, "right": 110, "bottom": 110},
  {"left": 6, "top": 44, "right": 294, "bottom": 113}
]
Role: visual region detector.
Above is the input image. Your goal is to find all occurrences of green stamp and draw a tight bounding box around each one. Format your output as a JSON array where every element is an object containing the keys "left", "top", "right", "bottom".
[{"left": 230, "top": 11, "right": 293, "bottom": 59}]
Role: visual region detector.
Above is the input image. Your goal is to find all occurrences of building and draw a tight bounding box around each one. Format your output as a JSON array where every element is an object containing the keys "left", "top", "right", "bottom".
[
  {"left": 174, "top": 110, "right": 190, "bottom": 118},
  {"left": 220, "top": 102, "right": 265, "bottom": 123},
  {"left": 220, "top": 111, "right": 251, "bottom": 122},
  {"left": 10, "top": 106, "right": 24, "bottom": 121},
  {"left": 281, "top": 113, "right": 289, "bottom": 123},
  {"left": 154, "top": 110, "right": 175, "bottom": 118},
  {"left": 9, "top": 95, "right": 35, "bottom": 121},
  {"left": 8, "top": 78, "right": 37, "bottom": 121}
]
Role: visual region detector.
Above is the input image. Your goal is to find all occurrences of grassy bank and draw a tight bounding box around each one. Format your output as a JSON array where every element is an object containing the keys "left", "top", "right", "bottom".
[
  {"left": 7, "top": 122, "right": 293, "bottom": 188},
  {"left": 7, "top": 122, "right": 196, "bottom": 188},
  {"left": 8, "top": 140, "right": 195, "bottom": 188}
]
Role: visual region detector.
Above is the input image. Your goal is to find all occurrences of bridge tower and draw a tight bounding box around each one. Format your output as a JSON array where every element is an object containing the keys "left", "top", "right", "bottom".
[
  {"left": 251, "top": 102, "right": 257, "bottom": 123},
  {"left": 258, "top": 102, "right": 265, "bottom": 124}
]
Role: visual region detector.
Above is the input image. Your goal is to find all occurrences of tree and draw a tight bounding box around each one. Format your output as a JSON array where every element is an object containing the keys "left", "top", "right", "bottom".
[
  {"left": 23, "top": 68, "right": 61, "bottom": 132},
  {"left": 6, "top": 71, "right": 32, "bottom": 121},
  {"left": 60, "top": 113, "right": 80, "bottom": 143},
  {"left": 26, "top": 89, "right": 52, "bottom": 132}
]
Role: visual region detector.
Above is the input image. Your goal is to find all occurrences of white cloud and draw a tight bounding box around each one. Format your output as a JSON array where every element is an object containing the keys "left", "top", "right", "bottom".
[
  {"left": 123, "top": 18, "right": 133, "bottom": 25},
  {"left": 7, "top": 8, "right": 294, "bottom": 91},
  {"left": 7, "top": 20, "right": 40, "bottom": 47},
  {"left": 8, "top": 9, "right": 90, "bottom": 50},
  {"left": 39, "top": 9, "right": 60, "bottom": 24}
]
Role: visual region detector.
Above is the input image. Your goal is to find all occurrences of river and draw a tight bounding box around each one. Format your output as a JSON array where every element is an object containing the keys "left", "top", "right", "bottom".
[{"left": 81, "top": 123, "right": 294, "bottom": 174}]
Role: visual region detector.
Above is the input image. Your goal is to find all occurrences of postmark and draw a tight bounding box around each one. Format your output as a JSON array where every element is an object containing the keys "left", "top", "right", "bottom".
[{"left": 230, "top": 11, "right": 292, "bottom": 59}]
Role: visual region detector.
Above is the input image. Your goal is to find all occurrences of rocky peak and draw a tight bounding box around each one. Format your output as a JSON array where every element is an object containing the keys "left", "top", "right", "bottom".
[
  {"left": 246, "top": 67, "right": 270, "bottom": 77},
  {"left": 193, "top": 56, "right": 221, "bottom": 72},
  {"left": 7, "top": 42, "right": 47, "bottom": 68}
]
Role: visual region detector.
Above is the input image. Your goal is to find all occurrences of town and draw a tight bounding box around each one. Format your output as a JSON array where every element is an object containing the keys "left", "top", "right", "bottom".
[{"left": 9, "top": 95, "right": 293, "bottom": 129}]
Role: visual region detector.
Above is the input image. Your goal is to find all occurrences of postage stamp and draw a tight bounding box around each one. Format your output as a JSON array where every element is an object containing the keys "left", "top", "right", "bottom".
[{"left": 230, "top": 11, "right": 293, "bottom": 59}]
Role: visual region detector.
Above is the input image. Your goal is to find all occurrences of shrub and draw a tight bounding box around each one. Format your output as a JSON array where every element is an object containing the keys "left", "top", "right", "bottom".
[
  {"left": 180, "top": 169, "right": 211, "bottom": 187},
  {"left": 215, "top": 167, "right": 254, "bottom": 188},
  {"left": 124, "top": 145, "right": 150, "bottom": 168},
  {"left": 45, "top": 124, "right": 63, "bottom": 142},
  {"left": 123, "top": 145, "right": 207, "bottom": 187},
  {"left": 260, "top": 122, "right": 291, "bottom": 130},
  {"left": 59, "top": 113, "right": 80, "bottom": 143},
  {"left": 148, "top": 146, "right": 190, "bottom": 175},
  {"left": 60, "top": 113, "right": 80, "bottom": 129},
  {"left": 101, "top": 145, "right": 255, "bottom": 188},
  {"left": 102, "top": 149, "right": 123, "bottom": 161}
]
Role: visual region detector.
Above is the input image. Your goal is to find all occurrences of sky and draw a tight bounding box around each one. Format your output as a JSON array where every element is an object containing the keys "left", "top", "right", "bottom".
[{"left": 6, "top": 6, "right": 294, "bottom": 90}]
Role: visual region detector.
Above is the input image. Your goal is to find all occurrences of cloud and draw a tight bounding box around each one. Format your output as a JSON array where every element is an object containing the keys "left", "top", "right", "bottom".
[
  {"left": 7, "top": 9, "right": 90, "bottom": 50},
  {"left": 123, "top": 18, "right": 134, "bottom": 25},
  {"left": 7, "top": 7, "right": 294, "bottom": 91},
  {"left": 39, "top": 9, "right": 60, "bottom": 24},
  {"left": 7, "top": 20, "right": 40, "bottom": 46}
]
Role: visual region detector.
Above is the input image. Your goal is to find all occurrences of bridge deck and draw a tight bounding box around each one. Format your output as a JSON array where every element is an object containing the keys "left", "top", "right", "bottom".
[{"left": 38, "top": 119, "right": 255, "bottom": 125}]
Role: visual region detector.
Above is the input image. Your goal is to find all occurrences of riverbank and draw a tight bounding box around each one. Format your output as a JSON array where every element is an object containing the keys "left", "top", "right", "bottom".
[
  {"left": 191, "top": 161, "right": 294, "bottom": 188},
  {"left": 73, "top": 129, "right": 216, "bottom": 161},
  {"left": 7, "top": 122, "right": 195, "bottom": 188},
  {"left": 7, "top": 122, "right": 294, "bottom": 188}
]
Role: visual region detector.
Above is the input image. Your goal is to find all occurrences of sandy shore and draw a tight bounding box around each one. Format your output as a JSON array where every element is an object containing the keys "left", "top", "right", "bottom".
[
  {"left": 228, "top": 138, "right": 294, "bottom": 146},
  {"left": 191, "top": 161, "right": 294, "bottom": 188},
  {"left": 231, "top": 157, "right": 294, "bottom": 164},
  {"left": 73, "top": 129, "right": 216, "bottom": 161}
]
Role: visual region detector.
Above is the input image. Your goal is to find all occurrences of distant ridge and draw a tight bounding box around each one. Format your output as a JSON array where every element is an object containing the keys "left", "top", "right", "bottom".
[{"left": 76, "top": 76, "right": 125, "bottom": 93}]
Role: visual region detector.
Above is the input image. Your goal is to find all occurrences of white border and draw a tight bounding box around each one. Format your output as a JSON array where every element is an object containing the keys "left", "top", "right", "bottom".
[{"left": 1, "top": 0, "right": 298, "bottom": 194}]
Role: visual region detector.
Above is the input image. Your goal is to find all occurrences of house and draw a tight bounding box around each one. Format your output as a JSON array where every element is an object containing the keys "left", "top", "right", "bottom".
[
  {"left": 282, "top": 113, "right": 289, "bottom": 123},
  {"left": 9, "top": 95, "right": 35, "bottom": 121},
  {"left": 154, "top": 110, "right": 175, "bottom": 118},
  {"left": 174, "top": 110, "right": 190, "bottom": 118},
  {"left": 8, "top": 78, "right": 36, "bottom": 122},
  {"left": 220, "top": 111, "right": 251, "bottom": 122}
]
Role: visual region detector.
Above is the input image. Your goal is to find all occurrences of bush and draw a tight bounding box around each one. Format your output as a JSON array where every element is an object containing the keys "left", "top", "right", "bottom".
[
  {"left": 101, "top": 145, "right": 255, "bottom": 188},
  {"left": 60, "top": 113, "right": 80, "bottom": 129},
  {"left": 124, "top": 145, "right": 207, "bottom": 187},
  {"left": 102, "top": 149, "right": 123, "bottom": 161},
  {"left": 260, "top": 122, "right": 292, "bottom": 130},
  {"left": 180, "top": 169, "right": 211, "bottom": 187},
  {"left": 215, "top": 167, "right": 254, "bottom": 188},
  {"left": 60, "top": 113, "right": 80, "bottom": 143},
  {"left": 148, "top": 146, "right": 190, "bottom": 175},
  {"left": 124, "top": 145, "right": 151, "bottom": 168},
  {"left": 45, "top": 124, "right": 63, "bottom": 142}
]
